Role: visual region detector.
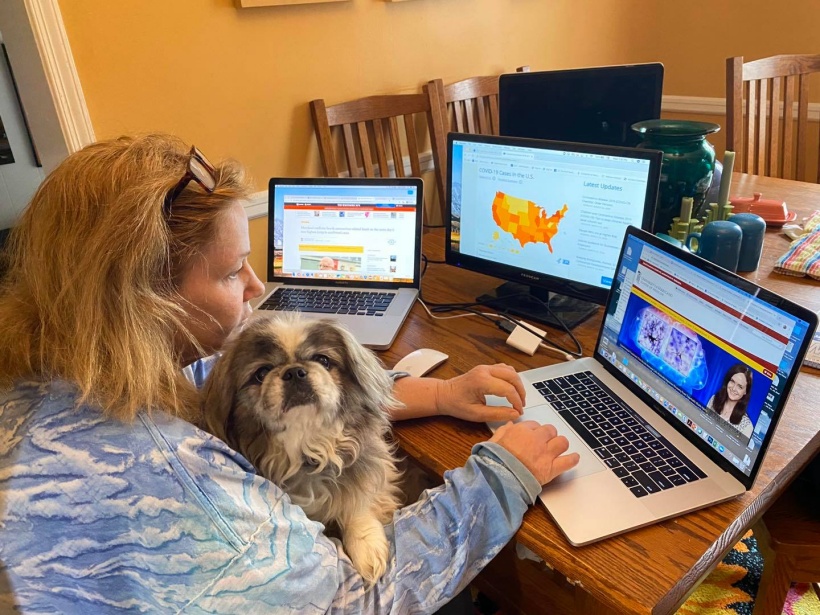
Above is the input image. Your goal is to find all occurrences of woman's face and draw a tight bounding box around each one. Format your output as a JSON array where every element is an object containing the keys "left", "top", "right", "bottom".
[
  {"left": 177, "top": 200, "right": 265, "bottom": 361},
  {"left": 726, "top": 372, "right": 748, "bottom": 401}
]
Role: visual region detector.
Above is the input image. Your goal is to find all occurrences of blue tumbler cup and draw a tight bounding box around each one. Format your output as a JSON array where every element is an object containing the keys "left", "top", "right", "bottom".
[
  {"left": 685, "top": 220, "right": 743, "bottom": 272},
  {"left": 729, "top": 213, "right": 767, "bottom": 272}
]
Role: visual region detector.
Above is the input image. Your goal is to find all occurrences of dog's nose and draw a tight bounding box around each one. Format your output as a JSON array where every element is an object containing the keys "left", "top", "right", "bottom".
[{"left": 282, "top": 366, "right": 308, "bottom": 381}]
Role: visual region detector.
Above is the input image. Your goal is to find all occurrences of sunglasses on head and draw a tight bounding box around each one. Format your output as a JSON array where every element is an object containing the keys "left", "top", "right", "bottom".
[{"left": 163, "top": 145, "right": 217, "bottom": 216}]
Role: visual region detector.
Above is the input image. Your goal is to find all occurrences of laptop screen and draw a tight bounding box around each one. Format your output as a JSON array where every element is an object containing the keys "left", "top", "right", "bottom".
[
  {"left": 597, "top": 230, "right": 814, "bottom": 480},
  {"left": 268, "top": 180, "right": 422, "bottom": 286}
]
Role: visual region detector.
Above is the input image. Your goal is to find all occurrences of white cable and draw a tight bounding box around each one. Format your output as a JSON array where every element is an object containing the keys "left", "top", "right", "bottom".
[{"left": 539, "top": 342, "right": 576, "bottom": 362}]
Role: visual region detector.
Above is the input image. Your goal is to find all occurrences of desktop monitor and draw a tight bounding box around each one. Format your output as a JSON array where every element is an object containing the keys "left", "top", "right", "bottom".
[
  {"left": 445, "top": 132, "right": 662, "bottom": 329},
  {"left": 498, "top": 63, "right": 664, "bottom": 147}
]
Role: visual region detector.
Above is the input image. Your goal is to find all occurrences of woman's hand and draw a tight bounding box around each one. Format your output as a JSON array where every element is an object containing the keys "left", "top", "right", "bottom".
[
  {"left": 489, "top": 420, "right": 579, "bottom": 485},
  {"left": 434, "top": 363, "right": 526, "bottom": 423}
]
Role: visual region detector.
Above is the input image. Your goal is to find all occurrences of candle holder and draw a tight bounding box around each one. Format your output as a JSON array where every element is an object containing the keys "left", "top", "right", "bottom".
[{"left": 667, "top": 150, "right": 737, "bottom": 239}]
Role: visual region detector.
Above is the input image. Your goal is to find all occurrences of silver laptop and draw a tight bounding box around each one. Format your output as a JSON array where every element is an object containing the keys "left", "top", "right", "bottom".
[
  {"left": 252, "top": 177, "right": 423, "bottom": 350},
  {"left": 490, "top": 226, "right": 817, "bottom": 545}
]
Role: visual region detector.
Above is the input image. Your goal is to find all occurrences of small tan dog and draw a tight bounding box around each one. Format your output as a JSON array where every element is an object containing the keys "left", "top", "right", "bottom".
[{"left": 200, "top": 315, "right": 403, "bottom": 583}]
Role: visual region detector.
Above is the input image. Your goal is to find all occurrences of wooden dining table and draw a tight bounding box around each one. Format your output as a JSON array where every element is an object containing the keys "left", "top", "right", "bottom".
[{"left": 378, "top": 173, "right": 820, "bottom": 615}]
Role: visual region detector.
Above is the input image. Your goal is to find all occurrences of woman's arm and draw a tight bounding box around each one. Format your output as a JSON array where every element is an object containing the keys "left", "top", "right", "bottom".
[
  {"left": 389, "top": 364, "right": 526, "bottom": 423},
  {"left": 330, "top": 421, "right": 577, "bottom": 613}
]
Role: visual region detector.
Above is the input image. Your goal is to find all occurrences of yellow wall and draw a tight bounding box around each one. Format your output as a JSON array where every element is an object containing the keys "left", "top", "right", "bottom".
[{"left": 57, "top": 0, "right": 820, "bottom": 272}]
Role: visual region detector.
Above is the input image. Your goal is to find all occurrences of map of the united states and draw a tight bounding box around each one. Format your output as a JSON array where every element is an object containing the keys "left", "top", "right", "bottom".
[{"left": 491, "top": 191, "right": 569, "bottom": 253}]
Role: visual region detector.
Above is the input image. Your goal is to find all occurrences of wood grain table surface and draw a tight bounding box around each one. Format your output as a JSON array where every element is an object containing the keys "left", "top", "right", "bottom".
[{"left": 379, "top": 173, "right": 820, "bottom": 615}]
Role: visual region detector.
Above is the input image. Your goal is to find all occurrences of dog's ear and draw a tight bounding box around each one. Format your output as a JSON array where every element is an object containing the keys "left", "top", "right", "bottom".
[
  {"left": 200, "top": 340, "right": 240, "bottom": 444},
  {"left": 332, "top": 323, "right": 396, "bottom": 411}
]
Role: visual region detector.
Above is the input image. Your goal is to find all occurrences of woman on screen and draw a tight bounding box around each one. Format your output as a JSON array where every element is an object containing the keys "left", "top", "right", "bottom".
[{"left": 707, "top": 363, "right": 754, "bottom": 438}]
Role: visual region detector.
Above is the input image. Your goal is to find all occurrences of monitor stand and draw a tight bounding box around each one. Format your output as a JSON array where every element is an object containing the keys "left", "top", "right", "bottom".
[{"left": 477, "top": 282, "right": 599, "bottom": 330}]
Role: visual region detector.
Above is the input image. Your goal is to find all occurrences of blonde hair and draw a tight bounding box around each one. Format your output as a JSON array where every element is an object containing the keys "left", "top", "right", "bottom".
[{"left": 0, "top": 134, "right": 252, "bottom": 421}]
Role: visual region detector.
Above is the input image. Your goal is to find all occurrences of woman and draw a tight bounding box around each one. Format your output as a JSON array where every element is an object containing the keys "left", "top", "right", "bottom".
[
  {"left": 707, "top": 363, "right": 754, "bottom": 438},
  {"left": 0, "top": 135, "right": 578, "bottom": 614}
]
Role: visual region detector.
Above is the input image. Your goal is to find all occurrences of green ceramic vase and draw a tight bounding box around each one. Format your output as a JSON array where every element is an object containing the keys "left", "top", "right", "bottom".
[{"left": 632, "top": 119, "right": 720, "bottom": 235}]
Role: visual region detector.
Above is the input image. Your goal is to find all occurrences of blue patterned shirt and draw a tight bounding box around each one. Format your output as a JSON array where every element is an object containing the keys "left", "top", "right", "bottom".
[{"left": 0, "top": 369, "right": 540, "bottom": 613}]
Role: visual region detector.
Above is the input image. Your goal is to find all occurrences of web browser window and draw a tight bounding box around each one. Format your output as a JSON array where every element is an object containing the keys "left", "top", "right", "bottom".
[
  {"left": 270, "top": 184, "right": 419, "bottom": 283},
  {"left": 597, "top": 234, "right": 811, "bottom": 476}
]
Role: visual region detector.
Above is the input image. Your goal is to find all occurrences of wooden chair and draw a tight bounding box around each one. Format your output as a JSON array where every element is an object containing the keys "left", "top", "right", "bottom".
[
  {"left": 309, "top": 93, "right": 446, "bottom": 224},
  {"left": 309, "top": 94, "right": 445, "bottom": 223},
  {"left": 726, "top": 54, "right": 820, "bottom": 182},
  {"left": 752, "top": 473, "right": 820, "bottom": 614},
  {"left": 426, "top": 66, "right": 530, "bottom": 211}
]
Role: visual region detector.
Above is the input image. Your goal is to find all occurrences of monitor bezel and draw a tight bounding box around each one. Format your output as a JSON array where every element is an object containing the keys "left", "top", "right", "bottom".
[
  {"left": 593, "top": 226, "right": 819, "bottom": 489},
  {"left": 444, "top": 132, "right": 662, "bottom": 307},
  {"left": 498, "top": 62, "right": 664, "bottom": 147}
]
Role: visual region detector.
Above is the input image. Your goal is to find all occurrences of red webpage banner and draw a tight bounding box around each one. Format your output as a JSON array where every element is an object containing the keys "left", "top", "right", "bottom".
[{"left": 636, "top": 258, "right": 781, "bottom": 376}]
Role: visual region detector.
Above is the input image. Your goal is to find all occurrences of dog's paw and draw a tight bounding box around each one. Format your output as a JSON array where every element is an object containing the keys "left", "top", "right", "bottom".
[{"left": 344, "top": 515, "right": 390, "bottom": 585}]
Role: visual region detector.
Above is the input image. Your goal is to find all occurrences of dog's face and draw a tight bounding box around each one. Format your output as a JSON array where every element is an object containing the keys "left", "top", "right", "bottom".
[{"left": 201, "top": 315, "right": 396, "bottom": 480}]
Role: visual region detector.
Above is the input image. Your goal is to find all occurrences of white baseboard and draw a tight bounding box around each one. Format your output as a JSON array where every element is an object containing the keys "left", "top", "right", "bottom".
[
  {"left": 662, "top": 95, "right": 725, "bottom": 116},
  {"left": 662, "top": 94, "right": 820, "bottom": 121},
  {"left": 245, "top": 192, "right": 269, "bottom": 219}
]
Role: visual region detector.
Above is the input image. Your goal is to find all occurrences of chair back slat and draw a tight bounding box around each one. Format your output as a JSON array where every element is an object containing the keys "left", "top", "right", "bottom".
[
  {"left": 768, "top": 77, "right": 781, "bottom": 177},
  {"left": 340, "top": 123, "right": 359, "bottom": 177},
  {"left": 310, "top": 99, "right": 340, "bottom": 177},
  {"left": 783, "top": 75, "right": 797, "bottom": 179},
  {"left": 726, "top": 54, "right": 820, "bottom": 183},
  {"left": 386, "top": 116, "right": 403, "bottom": 177},
  {"left": 452, "top": 102, "right": 466, "bottom": 133},
  {"left": 796, "top": 75, "right": 810, "bottom": 181},
  {"left": 424, "top": 79, "right": 449, "bottom": 220},
  {"left": 756, "top": 79, "right": 768, "bottom": 176},
  {"left": 474, "top": 97, "right": 490, "bottom": 134},
  {"left": 356, "top": 122, "right": 375, "bottom": 177},
  {"left": 371, "top": 120, "right": 390, "bottom": 176},
  {"left": 403, "top": 114, "right": 422, "bottom": 177},
  {"left": 726, "top": 56, "right": 744, "bottom": 161},
  {"left": 746, "top": 81, "right": 757, "bottom": 173},
  {"left": 488, "top": 96, "right": 500, "bottom": 135},
  {"left": 463, "top": 99, "right": 478, "bottom": 134}
]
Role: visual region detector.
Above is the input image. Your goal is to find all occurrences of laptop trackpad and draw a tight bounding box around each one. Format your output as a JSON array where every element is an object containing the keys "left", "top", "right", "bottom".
[{"left": 486, "top": 397, "right": 605, "bottom": 484}]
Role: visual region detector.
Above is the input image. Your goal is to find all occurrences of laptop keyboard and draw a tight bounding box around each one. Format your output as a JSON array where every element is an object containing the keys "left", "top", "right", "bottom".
[
  {"left": 258, "top": 288, "right": 395, "bottom": 316},
  {"left": 533, "top": 371, "right": 706, "bottom": 498}
]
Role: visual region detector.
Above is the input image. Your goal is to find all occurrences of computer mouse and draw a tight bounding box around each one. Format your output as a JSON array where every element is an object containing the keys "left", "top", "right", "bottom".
[{"left": 392, "top": 348, "right": 449, "bottom": 378}]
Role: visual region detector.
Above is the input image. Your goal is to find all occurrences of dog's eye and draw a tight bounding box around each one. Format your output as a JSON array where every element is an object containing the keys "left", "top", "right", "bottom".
[
  {"left": 252, "top": 365, "right": 273, "bottom": 384},
  {"left": 312, "top": 354, "right": 331, "bottom": 370}
]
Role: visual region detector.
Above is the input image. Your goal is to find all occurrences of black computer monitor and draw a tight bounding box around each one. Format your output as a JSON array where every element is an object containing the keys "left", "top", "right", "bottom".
[
  {"left": 445, "top": 133, "right": 662, "bottom": 329},
  {"left": 498, "top": 63, "right": 664, "bottom": 147}
]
